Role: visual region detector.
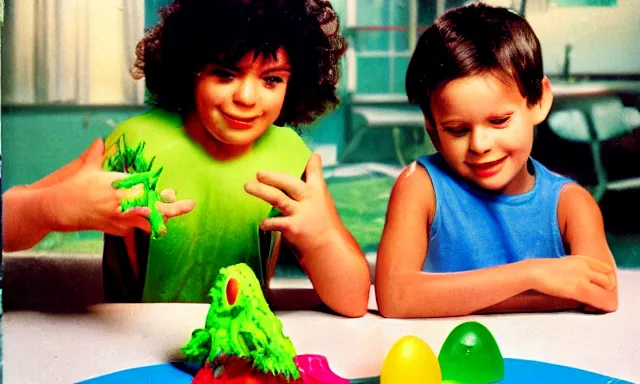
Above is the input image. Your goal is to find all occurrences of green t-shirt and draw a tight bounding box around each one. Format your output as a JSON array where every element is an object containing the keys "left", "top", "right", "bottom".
[{"left": 104, "top": 109, "right": 311, "bottom": 302}]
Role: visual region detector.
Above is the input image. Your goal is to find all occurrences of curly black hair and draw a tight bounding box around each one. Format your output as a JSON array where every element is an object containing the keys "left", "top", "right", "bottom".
[{"left": 132, "top": 0, "right": 347, "bottom": 127}]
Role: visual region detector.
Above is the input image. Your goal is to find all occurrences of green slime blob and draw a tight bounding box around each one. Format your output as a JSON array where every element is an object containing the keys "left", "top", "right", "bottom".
[
  {"left": 181, "top": 263, "right": 300, "bottom": 381},
  {"left": 438, "top": 321, "right": 504, "bottom": 384}
]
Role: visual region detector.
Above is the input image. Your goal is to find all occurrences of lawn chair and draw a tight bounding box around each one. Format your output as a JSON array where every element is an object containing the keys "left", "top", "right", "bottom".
[
  {"left": 340, "top": 94, "right": 434, "bottom": 166},
  {"left": 546, "top": 92, "right": 640, "bottom": 201}
]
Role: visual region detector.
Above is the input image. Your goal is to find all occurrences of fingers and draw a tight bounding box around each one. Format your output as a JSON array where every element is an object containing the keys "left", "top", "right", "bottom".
[
  {"left": 129, "top": 216, "right": 152, "bottom": 234},
  {"left": 81, "top": 138, "right": 106, "bottom": 168},
  {"left": 124, "top": 206, "right": 151, "bottom": 217},
  {"left": 100, "top": 211, "right": 151, "bottom": 236},
  {"left": 116, "top": 183, "right": 145, "bottom": 200},
  {"left": 577, "top": 255, "right": 614, "bottom": 274},
  {"left": 123, "top": 199, "right": 195, "bottom": 220},
  {"left": 160, "top": 189, "right": 177, "bottom": 203},
  {"left": 588, "top": 269, "right": 617, "bottom": 291},
  {"left": 156, "top": 199, "right": 196, "bottom": 219},
  {"left": 583, "top": 305, "right": 603, "bottom": 314},
  {"left": 254, "top": 171, "right": 307, "bottom": 201},
  {"left": 304, "top": 153, "right": 324, "bottom": 185},
  {"left": 259, "top": 216, "right": 292, "bottom": 233},
  {"left": 115, "top": 200, "right": 193, "bottom": 235},
  {"left": 572, "top": 255, "right": 616, "bottom": 290},
  {"left": 576, "top": 284, "right": 617, "bottom": 313},
  {"left": 245, "top": 180, "right": 297, "bottom": 216}
]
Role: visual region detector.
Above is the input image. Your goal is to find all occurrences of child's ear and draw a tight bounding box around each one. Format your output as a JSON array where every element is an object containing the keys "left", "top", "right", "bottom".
[
  {"left": 424, "top": 117, "right": 442, "bottom": 152},
  {"left": 532, "top": 76, "right": 553, "bottom": 125}
]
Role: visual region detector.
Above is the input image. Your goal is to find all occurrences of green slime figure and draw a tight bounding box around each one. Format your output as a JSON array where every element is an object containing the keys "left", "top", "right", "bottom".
[
  {"left": 182, "top": 263, "right": 300, "bottom": 380},
  {"left": 104, "top": 134, "right": 167, "bottom": 239}
]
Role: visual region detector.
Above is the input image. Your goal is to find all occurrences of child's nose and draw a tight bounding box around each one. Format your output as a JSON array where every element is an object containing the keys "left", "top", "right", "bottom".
[
  {"left": 468, "top": 128, "right": 493, "bottom": 154},
  {"left": 233, "top": 78, "right": 257, "bottom": 107}
]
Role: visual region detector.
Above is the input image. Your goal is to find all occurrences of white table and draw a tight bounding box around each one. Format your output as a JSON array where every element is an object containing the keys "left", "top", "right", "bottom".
[{"left": 4, "top": 271, "right": 640, "bottom": 384}]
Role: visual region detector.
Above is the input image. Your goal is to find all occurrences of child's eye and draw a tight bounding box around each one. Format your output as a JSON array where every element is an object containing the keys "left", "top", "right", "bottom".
[
  {"left": 489, "top": 116, "right": 510, "bottom": 126},
  {"left": 444, "top": 127, "right": 469, "bottom": 136},
  {"left": 211, "top": 69, "right": 235, "bottom": 81},
  {"left": 264, "top": 76, "right": 284, "bottom": 86}
]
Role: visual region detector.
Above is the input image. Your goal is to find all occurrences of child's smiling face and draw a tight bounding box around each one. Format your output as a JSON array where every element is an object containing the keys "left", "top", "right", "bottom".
[
  {"left": 428, "top": 71, "right": 552, "bottom": 195},
  {"left": 193, "top": 48, "right": 292, "bottom": 159}
]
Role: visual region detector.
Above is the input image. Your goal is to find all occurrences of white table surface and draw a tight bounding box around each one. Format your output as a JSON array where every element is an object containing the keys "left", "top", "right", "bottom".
[{"left": 4, "top": 270, "right": 640, "bottom": 384}]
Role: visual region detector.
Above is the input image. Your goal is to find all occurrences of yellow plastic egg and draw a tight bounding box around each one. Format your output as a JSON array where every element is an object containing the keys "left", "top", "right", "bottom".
[{"left": 380, "top": 335, "right": 442, "bottom": 384}]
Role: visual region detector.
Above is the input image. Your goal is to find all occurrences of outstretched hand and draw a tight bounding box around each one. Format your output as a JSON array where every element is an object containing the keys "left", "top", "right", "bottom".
[
  {"left": 43, "top": 138, "right": 195, "bottom": 236},
  {"left": 244, "top": 153, "right": 340, "bottom": 254}
]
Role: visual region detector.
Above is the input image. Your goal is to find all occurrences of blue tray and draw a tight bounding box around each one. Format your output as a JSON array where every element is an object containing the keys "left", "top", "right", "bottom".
[{"left": 78, "top": 358, "right": 633, "bottom": 384}]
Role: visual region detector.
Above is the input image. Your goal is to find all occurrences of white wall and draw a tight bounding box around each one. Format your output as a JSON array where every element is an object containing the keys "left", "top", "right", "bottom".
[{"left": 526, "top": 0, "right": 640, "bottom": 75}]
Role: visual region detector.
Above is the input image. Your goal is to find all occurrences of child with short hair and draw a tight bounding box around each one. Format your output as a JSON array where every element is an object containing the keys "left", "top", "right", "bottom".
[
  {"left": 375, "top": 3, "right": 618, "bottom": 318},
  {"left": 103, "top": 0, "right": 370, "bottom": 317}
]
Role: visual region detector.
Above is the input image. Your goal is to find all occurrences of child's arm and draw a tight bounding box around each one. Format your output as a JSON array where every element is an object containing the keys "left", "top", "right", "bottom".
[
  {"left": 478, "top": 184, "right": 619, "bottom": 315},
  {"left": 245, "top": 154, "right": 371, "bottom": 318},
  {"left": 3, "top": 186, "right": 56, "bottom": 252},
  {"left": 2, "top": 139, "right": 148, "bottom": 252},
  {"left": 478, "top": 183, "right": 619, "bottom": 315},
  {"left": 555, "top": 183, "right": 619, "bottom": 311},
  {"left": 476, "top": 291, "right": 583, "bottom": 314},
  {"left": 375, "top": 164, "right": 616, "bottom": 318},
  {"left": 2, "top": 139, "right": 195, "bottom": 252}
]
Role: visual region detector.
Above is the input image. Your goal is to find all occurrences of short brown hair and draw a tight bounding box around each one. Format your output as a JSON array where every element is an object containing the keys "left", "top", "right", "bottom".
[{"left": 406, "top": 3, "right": 544, "bottom": 126}]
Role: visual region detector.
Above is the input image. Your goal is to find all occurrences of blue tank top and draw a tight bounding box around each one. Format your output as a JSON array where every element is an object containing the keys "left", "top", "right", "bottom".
[{"left": 417, "top": 153, "right": 572, "bottom": 272}]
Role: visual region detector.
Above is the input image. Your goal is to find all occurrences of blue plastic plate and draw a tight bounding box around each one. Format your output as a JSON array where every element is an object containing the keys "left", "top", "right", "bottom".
[{"left": 78, "top": 358, "right": 633, "bottom": 384}]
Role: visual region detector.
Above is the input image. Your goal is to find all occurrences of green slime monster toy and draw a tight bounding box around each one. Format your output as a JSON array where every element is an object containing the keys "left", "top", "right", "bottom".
[
  {"left": 181, "top": 263, "right": 300, "bottom": 381},
  {"left": 104, "top": 134, "right": 167, "bottom": 239}
]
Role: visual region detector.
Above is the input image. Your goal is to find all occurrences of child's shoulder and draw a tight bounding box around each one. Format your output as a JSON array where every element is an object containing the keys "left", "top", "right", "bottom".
[
  {"left": 530, "top": 157, "right": 573, "bottom": 184},
  {"left": 106, "top": 108, "right": 182, "bottom": 148},
  {"left": 395, "top": 154, "right": 441, "bottom": 192},
  {"left": 414, "top": 153, "right": 454, "bottom": 185},
  {"left": 557, "top": 181, "right": 600, "bottom": 230},
  {"left": 263, "top": 125, "right": 308, "bottom": 146},
  {"left": 258, "top": 125, "right": 312, "bottom": 158},
  {"left": 415, "top": 153, "right": 445, "bottom": 169},
  {"left": 390, "top": 159, "right": 436, "bottom": 218}
]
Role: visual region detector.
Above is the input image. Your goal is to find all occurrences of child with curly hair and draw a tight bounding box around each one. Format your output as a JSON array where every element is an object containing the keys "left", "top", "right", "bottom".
[
  {"left": 375, "top": 3, "right": 618, "bottom": 318},
  {"left": 102, "top": 0, "right": 370, "bottom": 317}
]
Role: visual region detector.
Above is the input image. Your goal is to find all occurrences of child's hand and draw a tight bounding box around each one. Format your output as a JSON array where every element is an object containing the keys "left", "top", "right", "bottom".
[
  {"left": 43, "top": 139, "right": 195, "bottom": 236},
  {"left": 244, "top": 153, "right": 340, "bottom": 254},
  {"left": 124, "top": 187, "right": 196, "bottom": 234},
  {"left": 246, "top": 154, "right": 370, "bottom": 317},
  {"left": 530, "top": 255, "right": 617, "bottom": 312}
]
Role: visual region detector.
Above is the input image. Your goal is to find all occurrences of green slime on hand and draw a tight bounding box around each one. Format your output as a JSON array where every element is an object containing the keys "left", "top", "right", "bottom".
[{"left": 104, "top": 134, "right": 167, "bottom": 239}]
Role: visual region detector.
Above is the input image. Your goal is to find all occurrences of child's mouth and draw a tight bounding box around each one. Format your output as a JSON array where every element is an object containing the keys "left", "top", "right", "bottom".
[
  {"left": 467, "top": 156, "right": 507, "bottom": 178},
  {"left": 222, "top": 113, "right": 257, "bottom": 130}
]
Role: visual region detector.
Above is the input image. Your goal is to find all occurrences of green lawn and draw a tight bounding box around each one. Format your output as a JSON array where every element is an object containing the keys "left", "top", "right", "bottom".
[
  {"left": 328, "top": 176, "right": 395, "bottom": 253},
  {"left": 30, "top": 231, "right": 104, "bottom": 254}
]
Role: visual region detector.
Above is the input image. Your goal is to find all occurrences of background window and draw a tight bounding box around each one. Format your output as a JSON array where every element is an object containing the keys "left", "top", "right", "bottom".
[{"left": 1, "top": 0, "right": 145, "bottom": 105}]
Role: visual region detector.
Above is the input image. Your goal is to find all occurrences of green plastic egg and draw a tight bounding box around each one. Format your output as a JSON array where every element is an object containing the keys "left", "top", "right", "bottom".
[{"left": 438, "top": 321, "right": 504, "bottom": 384}]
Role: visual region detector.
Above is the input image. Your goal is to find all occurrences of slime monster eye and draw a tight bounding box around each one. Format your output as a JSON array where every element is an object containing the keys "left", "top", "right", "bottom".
[{"left": 226, "top": 278, "right": 239, "bottom": 306}]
